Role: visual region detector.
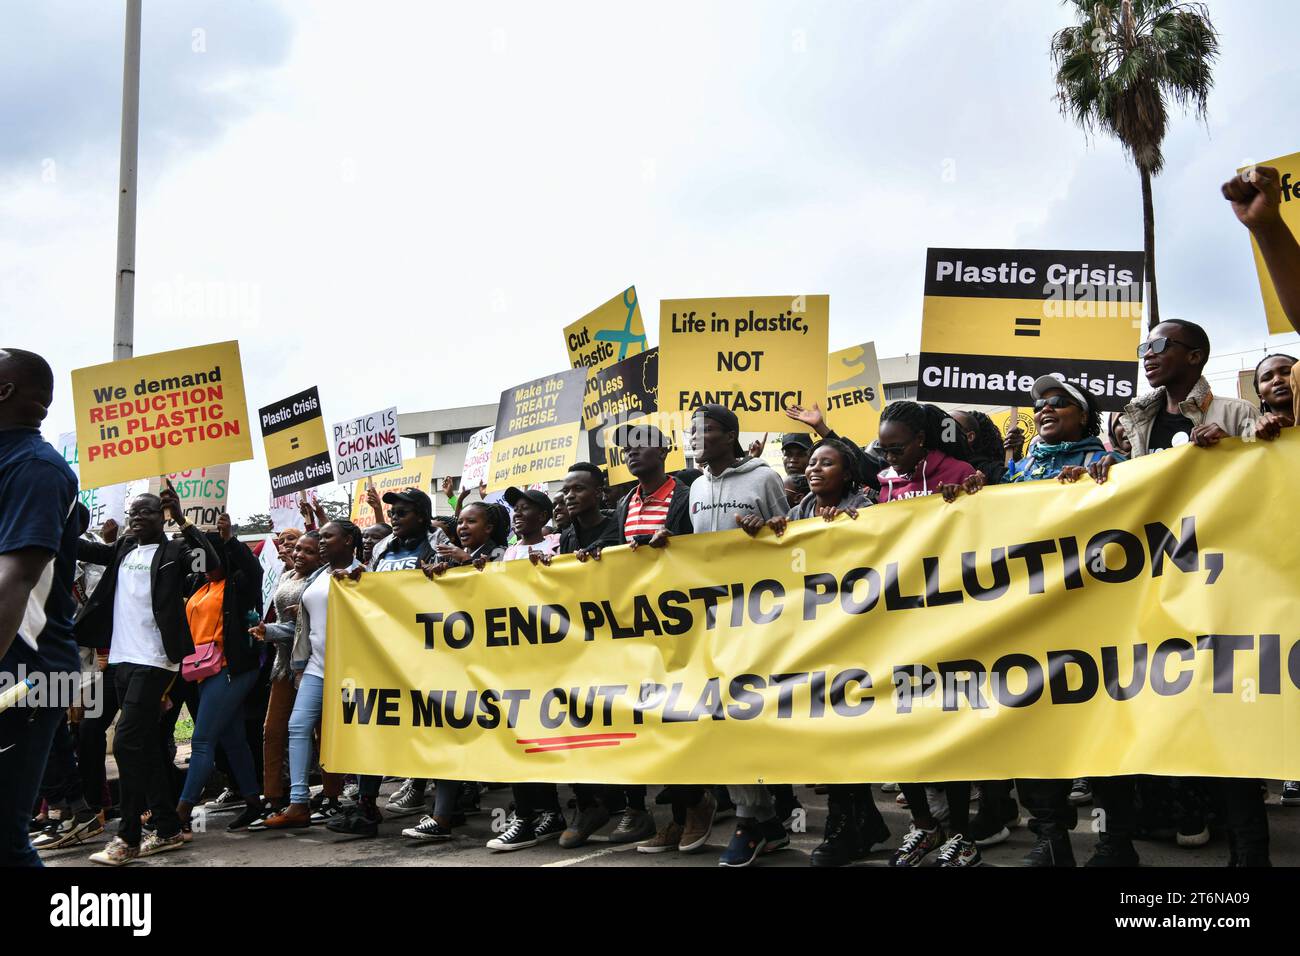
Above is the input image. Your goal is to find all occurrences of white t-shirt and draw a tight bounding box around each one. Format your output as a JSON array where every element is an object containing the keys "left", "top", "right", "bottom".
[
  {"left": 107, "top": 544, "right": 177, "bottom": 672},
  {"left": 303, "top": 560, "right": 361, "bottom": 680}
]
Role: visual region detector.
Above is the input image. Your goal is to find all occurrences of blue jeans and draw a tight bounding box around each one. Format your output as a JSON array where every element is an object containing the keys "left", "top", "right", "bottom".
[
  {"left": 0, "top": 703, "right": 64, "bottom": 867},
  {"left": 180, "top": 666, "right": 260, "bottom": 805},
  {"left": 288, "top": 673, "right": 324, "bottom": 805}
]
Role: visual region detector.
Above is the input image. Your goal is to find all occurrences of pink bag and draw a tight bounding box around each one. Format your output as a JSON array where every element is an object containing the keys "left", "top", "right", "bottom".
[{"left": 181, "top": 641, "right": 224, "bottom": 682}]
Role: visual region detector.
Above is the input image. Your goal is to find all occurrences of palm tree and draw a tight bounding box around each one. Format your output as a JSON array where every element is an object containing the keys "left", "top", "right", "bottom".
[{"left": 1052, "top": 0, "right": 1218, "bottom": 328}]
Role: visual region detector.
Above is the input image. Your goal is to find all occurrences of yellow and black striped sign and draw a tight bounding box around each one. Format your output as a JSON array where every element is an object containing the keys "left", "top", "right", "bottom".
[
  {"left": 259, "top": 385, "right": 334, "bottom": 495},
  {"left": 917, "top": 248, "right": 1144, "bottom": 412}
]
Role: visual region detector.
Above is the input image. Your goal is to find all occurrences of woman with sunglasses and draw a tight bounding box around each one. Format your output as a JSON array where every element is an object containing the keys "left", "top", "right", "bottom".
[{"left": 962, "top": 376, "right": 1121, "bottom": 865}]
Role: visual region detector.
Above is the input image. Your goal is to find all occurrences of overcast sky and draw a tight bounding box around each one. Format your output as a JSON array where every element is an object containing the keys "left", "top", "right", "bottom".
[{"left": 4, "top": 0, "right": 1297, "bottom": 519}]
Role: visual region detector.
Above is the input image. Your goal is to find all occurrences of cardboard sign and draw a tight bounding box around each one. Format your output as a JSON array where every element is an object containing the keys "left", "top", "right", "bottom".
[
  {"left": 56, "top": 432, "right": 129, "bottom": 530},
  {"left": 488, "top": 369, "right": 587, "bottom": 491},
  {"left": 270, "top": 490, "right": 314, "bottom": 533},
  {"left": 259, "top": 386, "right": 334, "bottom": 495},
  {"left": 70, "top": 340, "right": 254, "bottom": 488},
  {"left": 659, "top": 294, "right": 830, "bottom": 432},
  {"left": 349, "top": 455, "right": 438, "bottom": 531},
  {"left": 916, "top": 249, "right": 1144, "bottom": 412},
  {"left": 257, "top": 537, "right": 285, "bottom": 620},
  {"left": 460, "top": 427, "right": 494, "bottom": 487},
  {"left": 147, "top": 465, "right": 230, "bottom": 531},
  {"left": 825, "top": 342, "right": 884, "bottom": 444},
  {"left": 332, "top": 406, "right": 402, "bottom": 482},
  {"left": 564, "top": 287, "right": 648, "bottom": 429},
  {"left": 1238, "top": 152, "right": 1300, "bottom": 334}
]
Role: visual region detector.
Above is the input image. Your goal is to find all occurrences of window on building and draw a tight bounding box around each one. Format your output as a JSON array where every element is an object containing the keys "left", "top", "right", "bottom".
[
  {"left": 884, "top": 382, "right": 918, "bottom": 401},
  {"left": 438, "top": 427, "right": 481, "bottom": 445}
]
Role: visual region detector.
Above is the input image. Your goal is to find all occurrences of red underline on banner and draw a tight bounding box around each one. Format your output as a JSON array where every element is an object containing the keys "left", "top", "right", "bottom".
[
  {"left": 515, "top": 733, "right": 637, "bottom": 745},
  {"left": 522, "top": 740, "right": 628, "bottom": 754}
]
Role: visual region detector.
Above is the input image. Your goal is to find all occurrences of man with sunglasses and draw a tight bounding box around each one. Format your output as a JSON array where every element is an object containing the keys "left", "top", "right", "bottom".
[
  {"left": 1084, "top": 320, "right": 1267, "bottom": 866},
  {"left": 1090, "top": 321, "right": 1260, "bottom": 471}
]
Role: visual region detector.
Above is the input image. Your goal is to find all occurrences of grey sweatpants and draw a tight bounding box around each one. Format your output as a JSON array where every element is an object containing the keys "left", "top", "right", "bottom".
[{"left": 728, "top": 785, "right": 776, "bottom": 821}]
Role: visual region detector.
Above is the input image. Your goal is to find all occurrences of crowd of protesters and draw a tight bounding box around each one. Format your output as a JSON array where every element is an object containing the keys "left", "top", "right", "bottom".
[{"left": 2, "top": 165, "right": 1299, "bottom": 869}]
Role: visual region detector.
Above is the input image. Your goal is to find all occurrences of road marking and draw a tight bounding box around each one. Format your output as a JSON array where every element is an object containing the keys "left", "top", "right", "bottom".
[{"left": 541, "top": 843, "right": 637, "bottom": 867}]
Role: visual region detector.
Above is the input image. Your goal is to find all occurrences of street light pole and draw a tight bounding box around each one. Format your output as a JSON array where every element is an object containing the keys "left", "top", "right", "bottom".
[{"left": 113, "top": 0, "right": 142, "bottom": 361}]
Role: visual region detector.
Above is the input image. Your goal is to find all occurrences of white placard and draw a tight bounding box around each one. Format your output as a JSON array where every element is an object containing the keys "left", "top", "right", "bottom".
[{"left": 331, "top": 406, "right": 402, "bottom": 482}]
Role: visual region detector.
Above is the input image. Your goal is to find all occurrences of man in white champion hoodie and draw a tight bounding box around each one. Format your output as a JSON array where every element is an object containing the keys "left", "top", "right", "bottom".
[{"left": 686, "top": 404, "right": 790, "bottom": 867}]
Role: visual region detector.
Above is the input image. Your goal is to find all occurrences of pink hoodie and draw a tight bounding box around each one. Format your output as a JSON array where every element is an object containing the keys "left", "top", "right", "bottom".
[{"left": 877, "top": 450, "right": 977, "bottom": 503}]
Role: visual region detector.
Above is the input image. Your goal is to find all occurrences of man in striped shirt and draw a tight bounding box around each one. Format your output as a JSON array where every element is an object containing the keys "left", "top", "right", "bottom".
[{"left": 613, "top": 423, "right": 693, "bottom": 546}]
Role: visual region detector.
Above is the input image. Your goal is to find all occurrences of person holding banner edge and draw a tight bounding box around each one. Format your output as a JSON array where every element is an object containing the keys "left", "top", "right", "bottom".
[
  {"left": 762, "top": 436, "right": 892, "bottom": 867},
  {"left": 252, "top": 520, "right": 364, "bottom": 833},
  {"left": 962, "top": 375, "right": 1121, "bottom": 865},
  {"left": 686, "top": 404, "right": 791, "bottom": 866},
  {"left": 1222, "top": 164, "right": 1300, "bottom": 335}
]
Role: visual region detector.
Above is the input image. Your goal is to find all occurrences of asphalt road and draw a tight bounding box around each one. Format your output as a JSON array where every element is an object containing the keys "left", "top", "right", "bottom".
[{"left": 43, "top": 780, "right": 1299, "bottom": 868}]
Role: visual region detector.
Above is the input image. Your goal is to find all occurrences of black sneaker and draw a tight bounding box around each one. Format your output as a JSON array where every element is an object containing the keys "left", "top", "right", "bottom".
[
  {"left": 486, "top": 815, "right": 536, "bottom": 852},
  {"left": 719, "top": 819, "right": 768, "bottom": 867},
  {"left": 1283, "top": 781, "right": 1300, "bottom": 806},
  {"left": 402, "top": 815, "right": 453, "bottom": 841},
  {"left": 1023, "top": 835, "right": 1076, "bottom": 867},
  {"left": 1068, "top": 779, "right": 1093, "bottom": 805},
  {"left": 326, "top": 799, "right": 382, "bottom": 837},
  {"left": 203, "top": 788, "right": 244, "bottom": 813},
  {"left": 533, "top": 810, "right": 566, "bottom": 842},
  {"left": 1176, "top": 815, "right": 1210, "bottom": 847},
  {"left": 385, "top": 783, "right": 428, "bottom": 818},
  {"left": 246, "top": 802, "right": 287, "bottom": 832},
  {"left": 969, "top": 812, "right": 1011, "bottom": 847},
  {"left": 810, "top": 810, "right": 863, "bottom": 868},
  {"left": 1085, "top": 838, "right": 1139, "bottom": 867},
  {"left": 309, "top": 796, "right": 345, "bottom": 825},
  {"left": 936, "top": 834, "right": 983, "bottom": 867},
  {"left": 608, "top": 808, "right": 656, "bottom": 844},
  {"left": 226, "top": 802, "right": 265, "bottom": 832}
]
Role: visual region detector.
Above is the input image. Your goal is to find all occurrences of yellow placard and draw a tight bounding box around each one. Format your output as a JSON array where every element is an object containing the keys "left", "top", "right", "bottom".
[
  {"left": 323, "top": 434, "right": 1300, "bottom": 784},
  {"left": 71, "top": 340, "right": 254, "bottom": 488},
  {"left": 917, "top": 249, "right": 1144, "bottom": 412},
  {"left": 824, "top": 342, "right": 884, "bottom": 445},
  {"left": 488, "top": 369, "right": 587, "bottom": 491},
  {"left": 989, "top": 408, "right": 1039, "bottom": 448},
  {"left": 1238, "top": 152, "right": 1300, "bottom": 335},
  {"left": 350, "top": 454, "right": 438, "bottom": 530},
  {"left": 659, "top": 294, "right": 830, "bottom": 433},
  {"left": 598, "top": 413, "right": 688, "bottom": 486},
  {"left": 564, "top": 287, "right": 648, "bottom": 429}
]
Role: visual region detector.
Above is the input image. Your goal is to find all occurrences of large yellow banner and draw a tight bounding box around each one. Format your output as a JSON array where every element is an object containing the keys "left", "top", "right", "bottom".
[
  {"left": 324, "top": 435, "right": 1300, "bottom": 784},
  {"left": 70, "top": 340, "right": 254, "bottom": 488}
]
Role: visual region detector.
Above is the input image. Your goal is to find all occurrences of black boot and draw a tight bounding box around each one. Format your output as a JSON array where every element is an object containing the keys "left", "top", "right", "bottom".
[
  {"left": 853, "top": 787, "right": 889, "bottom": 851},
  {"left": 1085, "top": 834, "right": 1139, "bottom": 867},
  {"left": 810, "top": 806, "right": 862, "bottom": 868}
]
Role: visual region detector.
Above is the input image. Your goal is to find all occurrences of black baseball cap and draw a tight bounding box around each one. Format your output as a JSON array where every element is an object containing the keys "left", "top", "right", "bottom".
[
  {"left": 693, "top": 403, "right": 745, "bottom": 456},
  {"left": 780, "top": 432, "right": 813, "bottom": 451},
  {"left": 382, "top": 487, "right": 433, "bottom": 519},
  {"left": 504, "top": 486, "right": 554, "bottom": 517},
  {"left": 614, "top": 422, "right": 671, "bottom": 449}
]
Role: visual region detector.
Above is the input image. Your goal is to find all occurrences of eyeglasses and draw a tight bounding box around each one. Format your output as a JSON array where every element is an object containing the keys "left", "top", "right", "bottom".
[
  {"left": 128, "top": 507, "right": 160, "bottom": 518},
  {"left": 1137, "top": 336, "right": 1195, "bottom": 358},
  {"left": 1033, "top": 395, "right": 1077, "bottom": 412},
  {"left": 878, "top": 443, "right": 912, "bottom": 456},
  {"left": 388, "top": 506, "right": 413, "bottom": 518}
]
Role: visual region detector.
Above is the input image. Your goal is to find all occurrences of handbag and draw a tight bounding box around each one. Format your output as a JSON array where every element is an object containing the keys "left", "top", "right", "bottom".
[{"left": 182, "top": 640, "right": 224, "bottom": 682}]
